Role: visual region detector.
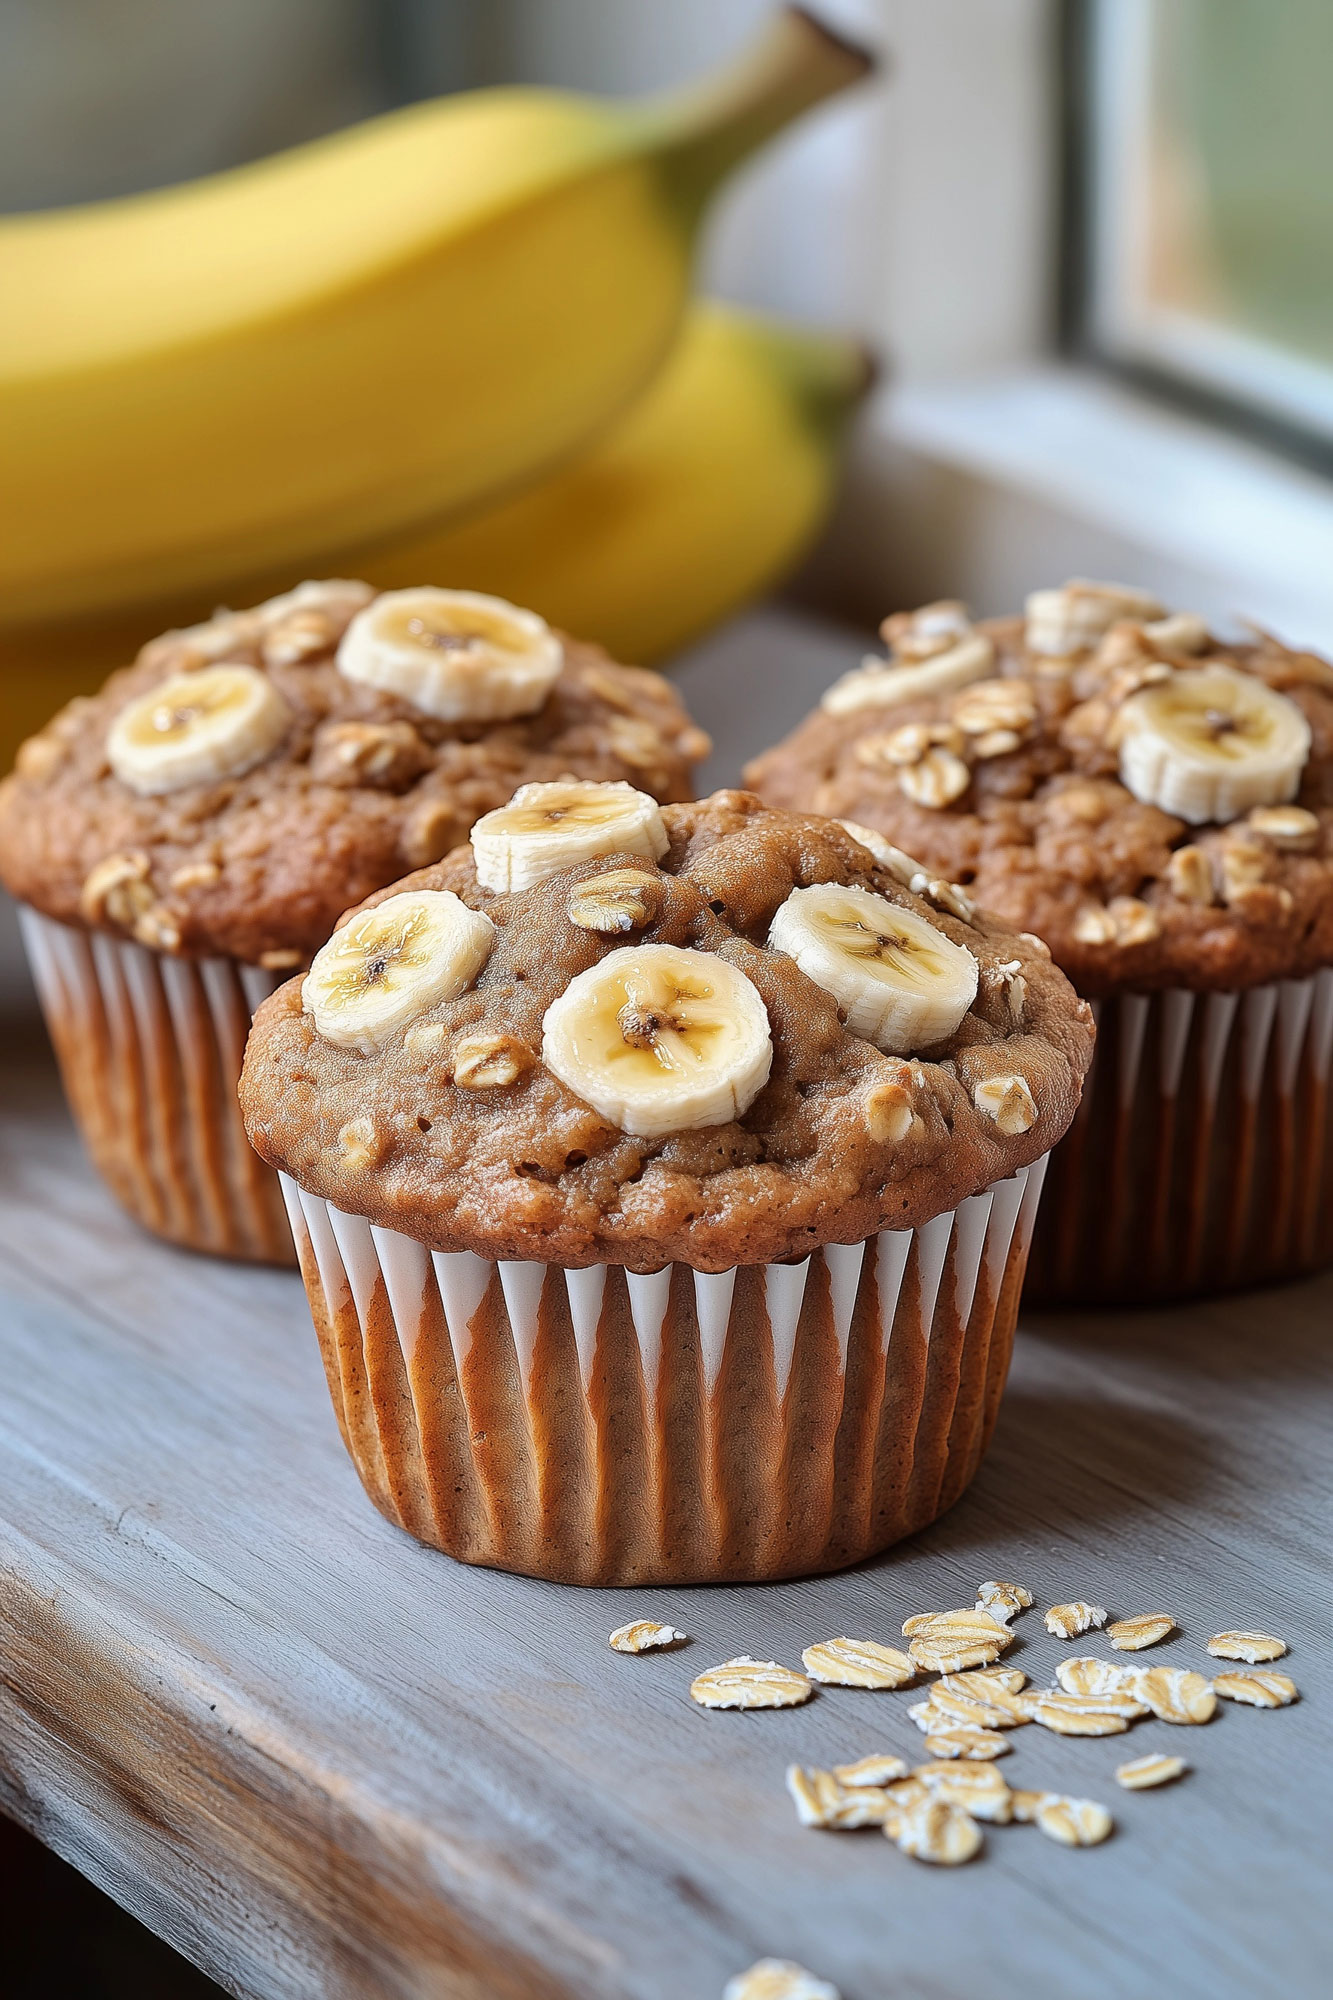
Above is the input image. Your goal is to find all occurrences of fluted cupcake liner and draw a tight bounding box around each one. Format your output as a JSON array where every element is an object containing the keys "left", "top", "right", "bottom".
[
  {"left": 280, "top": 1158, "right": 1048, "bottom": 1585},
  {"left": 18, "top": 905, "right": 293, "bottom": 1264},
  {"left": 1028, "top": 970, "right": 1333, "bottom": 1305}
]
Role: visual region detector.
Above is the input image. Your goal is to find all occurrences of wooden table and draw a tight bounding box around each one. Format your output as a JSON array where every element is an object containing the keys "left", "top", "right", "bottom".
[{"left": 1, "top": 610, "right": 1330, "bottom": 2000}]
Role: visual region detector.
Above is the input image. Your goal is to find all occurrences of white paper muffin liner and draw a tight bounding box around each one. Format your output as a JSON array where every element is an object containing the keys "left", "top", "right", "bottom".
[
  {"left": 279, "top": 1157, "right": 1047, "bottom": 1585},
  {"left": 1028, "top": 969, "right": 1333, "bottom": 1304},
  {"left": 19, "top": 905, "right": 292, "bottom": 1263}
]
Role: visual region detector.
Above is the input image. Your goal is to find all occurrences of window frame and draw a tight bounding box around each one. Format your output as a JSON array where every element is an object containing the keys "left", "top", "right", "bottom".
[{"left": 1060, "top": 0, "right": 1333, "bottom": 480}]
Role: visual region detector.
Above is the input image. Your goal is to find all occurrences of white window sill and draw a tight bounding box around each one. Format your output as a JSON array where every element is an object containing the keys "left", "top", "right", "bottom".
[{"left": 863, "top": 365, "right": 1333, "bottom": 649}]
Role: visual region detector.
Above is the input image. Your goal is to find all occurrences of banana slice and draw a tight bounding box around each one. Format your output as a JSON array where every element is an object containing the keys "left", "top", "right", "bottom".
[
  {"left": 471, "top": 779, "right": 668, "bottom": 892},
  {"left": 821, "top": 634, "right": 993, "bottom": 717},
  {"left": 541, "top": 943, "right": 771, "bottom": 1136},
  {"left": 1025, "top": 580, "right": 1164, "bottom": 656},
  {"left": 107, "top": 664, "right": 291, "bottom": 795},
  {"left": 768, "top": 884, "right": 977, "bottom": 1052},
  {"left": 1116, "top": 664, "right": 1312, "bottom": 825},
  {"left": 303, "top": 890, "right": 495, "bottom": 1055},
  {"left": 337, "top": 586, "right": 562, "bottom": 721}
]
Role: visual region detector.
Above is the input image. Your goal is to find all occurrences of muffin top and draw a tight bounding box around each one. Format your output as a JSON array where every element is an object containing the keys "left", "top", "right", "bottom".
[
  {"left": 240, "top": 787, "right": 1093, "bottom": 1270},
  {"left": 745, "top": 583, "right": 1333, "bottom": 994},
  {"left": 0, "top": 580, "right": 708, "bottom": 967}
]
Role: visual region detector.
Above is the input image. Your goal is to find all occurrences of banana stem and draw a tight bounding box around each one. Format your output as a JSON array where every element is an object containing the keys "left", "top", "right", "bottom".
[{"left": 647, "top": 7, "right": 878, "bottom": 213}]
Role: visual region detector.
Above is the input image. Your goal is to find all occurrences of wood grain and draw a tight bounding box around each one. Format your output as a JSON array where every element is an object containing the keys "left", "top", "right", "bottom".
[{"left": 1, "top": 610, "right": 1331, "bottom": 2000}]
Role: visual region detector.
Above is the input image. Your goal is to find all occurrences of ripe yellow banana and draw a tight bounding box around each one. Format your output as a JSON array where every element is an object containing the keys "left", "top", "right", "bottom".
[
  {"left": 357, "top": 303, "right": 873, "bottom": 662},
  {"left": 0, "top": 304, "right": 872, "bottom": 770},
  {"left": 0, "top": 9, "right": 870, "bottom": 630}
]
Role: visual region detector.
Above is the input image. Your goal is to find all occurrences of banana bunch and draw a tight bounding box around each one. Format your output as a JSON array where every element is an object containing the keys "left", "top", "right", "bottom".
[
  {"left": 0, "top": 8, "right": 870, "bottom": 635},
  {"left": 358, "top": 304, "right": 873, "bottom": 665}
]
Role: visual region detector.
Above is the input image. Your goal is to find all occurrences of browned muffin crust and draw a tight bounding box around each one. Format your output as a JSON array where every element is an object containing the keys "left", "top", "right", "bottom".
[
  {"left": 0, "top": 589, "right": 708, "bottom": 967},
  {"left": 240, "top": 792, "right": 1093, "bottom": 1270},
  {"left": 745, "top": 614, "right": 1333, "bottom": 995}
]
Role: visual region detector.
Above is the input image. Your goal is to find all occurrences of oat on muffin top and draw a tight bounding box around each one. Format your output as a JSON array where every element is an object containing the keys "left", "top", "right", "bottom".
[
  {"left": 0, "top": 580, "right": 709, "bottom": 968},
  {"left": 240, "top": 788, "right": 1093, "bottom": 1270},
  {"left": 744, "top": 583, "right": 1333, "bottom": 994}
]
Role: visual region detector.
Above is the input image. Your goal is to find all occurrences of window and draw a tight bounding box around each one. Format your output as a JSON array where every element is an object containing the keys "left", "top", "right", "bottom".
[{"left": 1073, "top": 0, "right": 1333, "bottom": 461}]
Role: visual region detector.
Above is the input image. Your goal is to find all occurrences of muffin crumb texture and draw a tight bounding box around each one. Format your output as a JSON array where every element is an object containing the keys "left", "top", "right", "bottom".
[
  {"left": 745, "top": 589, "right": 1333, "bottom": 992},
  {"left": 241, "top": 792, "right": 1092, "bottom": 1269},
  {"left": 0, "top": 583, "right": 705, "bottom": 965}
]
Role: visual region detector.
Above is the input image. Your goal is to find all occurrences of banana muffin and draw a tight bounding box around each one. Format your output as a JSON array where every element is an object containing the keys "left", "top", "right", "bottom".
[
  {"left": 0, "top": 580, "right": 708, "bottom": 1261},
  {"left": 745, "top": 581, "right": 1333, "bottom": 1301},
  {"left": 241, "top": 786, "right": 1092, "bottom": 1583}
]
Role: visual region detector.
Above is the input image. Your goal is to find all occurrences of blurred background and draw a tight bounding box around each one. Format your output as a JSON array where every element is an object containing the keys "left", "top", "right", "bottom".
[{"left": 2, "top": 5, "right": 1332, "bottom": 1988}]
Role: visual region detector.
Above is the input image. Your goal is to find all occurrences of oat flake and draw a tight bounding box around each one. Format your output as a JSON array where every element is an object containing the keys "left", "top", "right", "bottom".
[
  {"left": 1207, "top": 1631, "right": 1288, "bottom": 1664},
  {"left": 1045, "top": 1601, "right": 1108, "bottom": 1639},
  {"left": 723, "top": 1959, "right": 840, "bottom": 2000},
  {"left": 801, "top": 1637, "right": 915, "bottom": 1690},
  {"left": 1132, "top": 1667, "right": 1217, "bottom": 1725},
  {"left": 690, "top": 1657, "right": 813, "bottom": 1711},
  {"left": 1211, "top": 1670, "right": 1297, "bottom": 1709},
  {"left": 1032, "top": 1795, "right": 1114, "bottom": 1847},
  {"left": 609, "top": 1620, "right": 686, "bottom": 1654},
  {"left": 832, "top": 1753, "right": 908, "bottom": 1787},
  {"left": 1106, "top": 1614, "right": 1176, "bottom": 1651},
  {"left": 889, "top": 1797, "right": 984, "bottom": 1864},
  {"left": 1116, "top": 1753, "right": 1188, "bottom": 1790},
  {"left": 923, "top": 1726, "right": 1010, "bottom": 1760}
]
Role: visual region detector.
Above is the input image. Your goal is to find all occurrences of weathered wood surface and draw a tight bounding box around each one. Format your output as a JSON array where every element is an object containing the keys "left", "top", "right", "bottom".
[{"left": 1, "top": 610, "right": 1331, "bottom": 1999}]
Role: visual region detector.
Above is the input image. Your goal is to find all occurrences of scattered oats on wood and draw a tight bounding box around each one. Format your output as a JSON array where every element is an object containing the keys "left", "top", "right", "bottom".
[
  {"left": 902, "top": 1609, "right": 1011, "bottom": 1644},
  {"left": 608, "top": 1620, "right": 686, "bottom": 1654},
  {"left": 785, "top": 1766, "right": 890, "bottom": 1830},
  {"left": 1107, "top": 1614, "right": 1176, "bottom": 1651},
  {"left": 975, "top": 1581, "right": 1033, "bottom": 1626},
  {"left": 914, "top": 1762, "right": 1013, "bottom": 1823},
  {"left": 888, "top": 1797, "right": 984, "bottom": 1865},
  {"left": 882, "top": 1776, "right": 932, "bottom": 1816},
  {"left": 908, "top": 1635, "right": 1007, "bottom": 1675},
  {"left": 1008, "top": 1789, "right": 1046, "bottom": 1824},
  {"left": 689, "top": 1658, "right": 813, "bottom": 1711},
  {"left": 1116, "top": 1753, "right": 1188, "bottom": 1791},
  {"left": 941, "top": 1666, "right": 1028, "bottom": 1696},
  {"left": 907, "top": 1698, "right": 950, "bottom": 1735},
  {"left": 1211, "top": 1671, "right": 1297, "bottom": 1709},
  {"left": 926, "top": 1683, "right": 1014, "bottom": 1730},
  {"left": 723, "top": 1958, "right": 840, "bottom": 2000},
  {"left": 832, "top": 1754, "right": 908, "bottom": 1788},
  {"left": 1022, "top": 1694, "right": 1132, "bottom": 1738},
  {"left": 924, "top": 1726, "right": 1010, "bottom": 1761},
  {"left": 801, "top": 1638, "right": 915, "bottom": 1690},
  {"left": 1132, "top": 1667, "right": 1217, "bottom": 1725},
  {"left": 1206, "top": 1631, "right": 1288, "bottom": 1664},
  {"left": 1055, "top": 1657, "right": 1137, "bottom": 1698},
  {"left": 1045, "top": 1601, "right": 1108, "bottom": 1639},
  {"left": 1031, "top": 1795, "right": 1114, "bottom": 1848}
]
